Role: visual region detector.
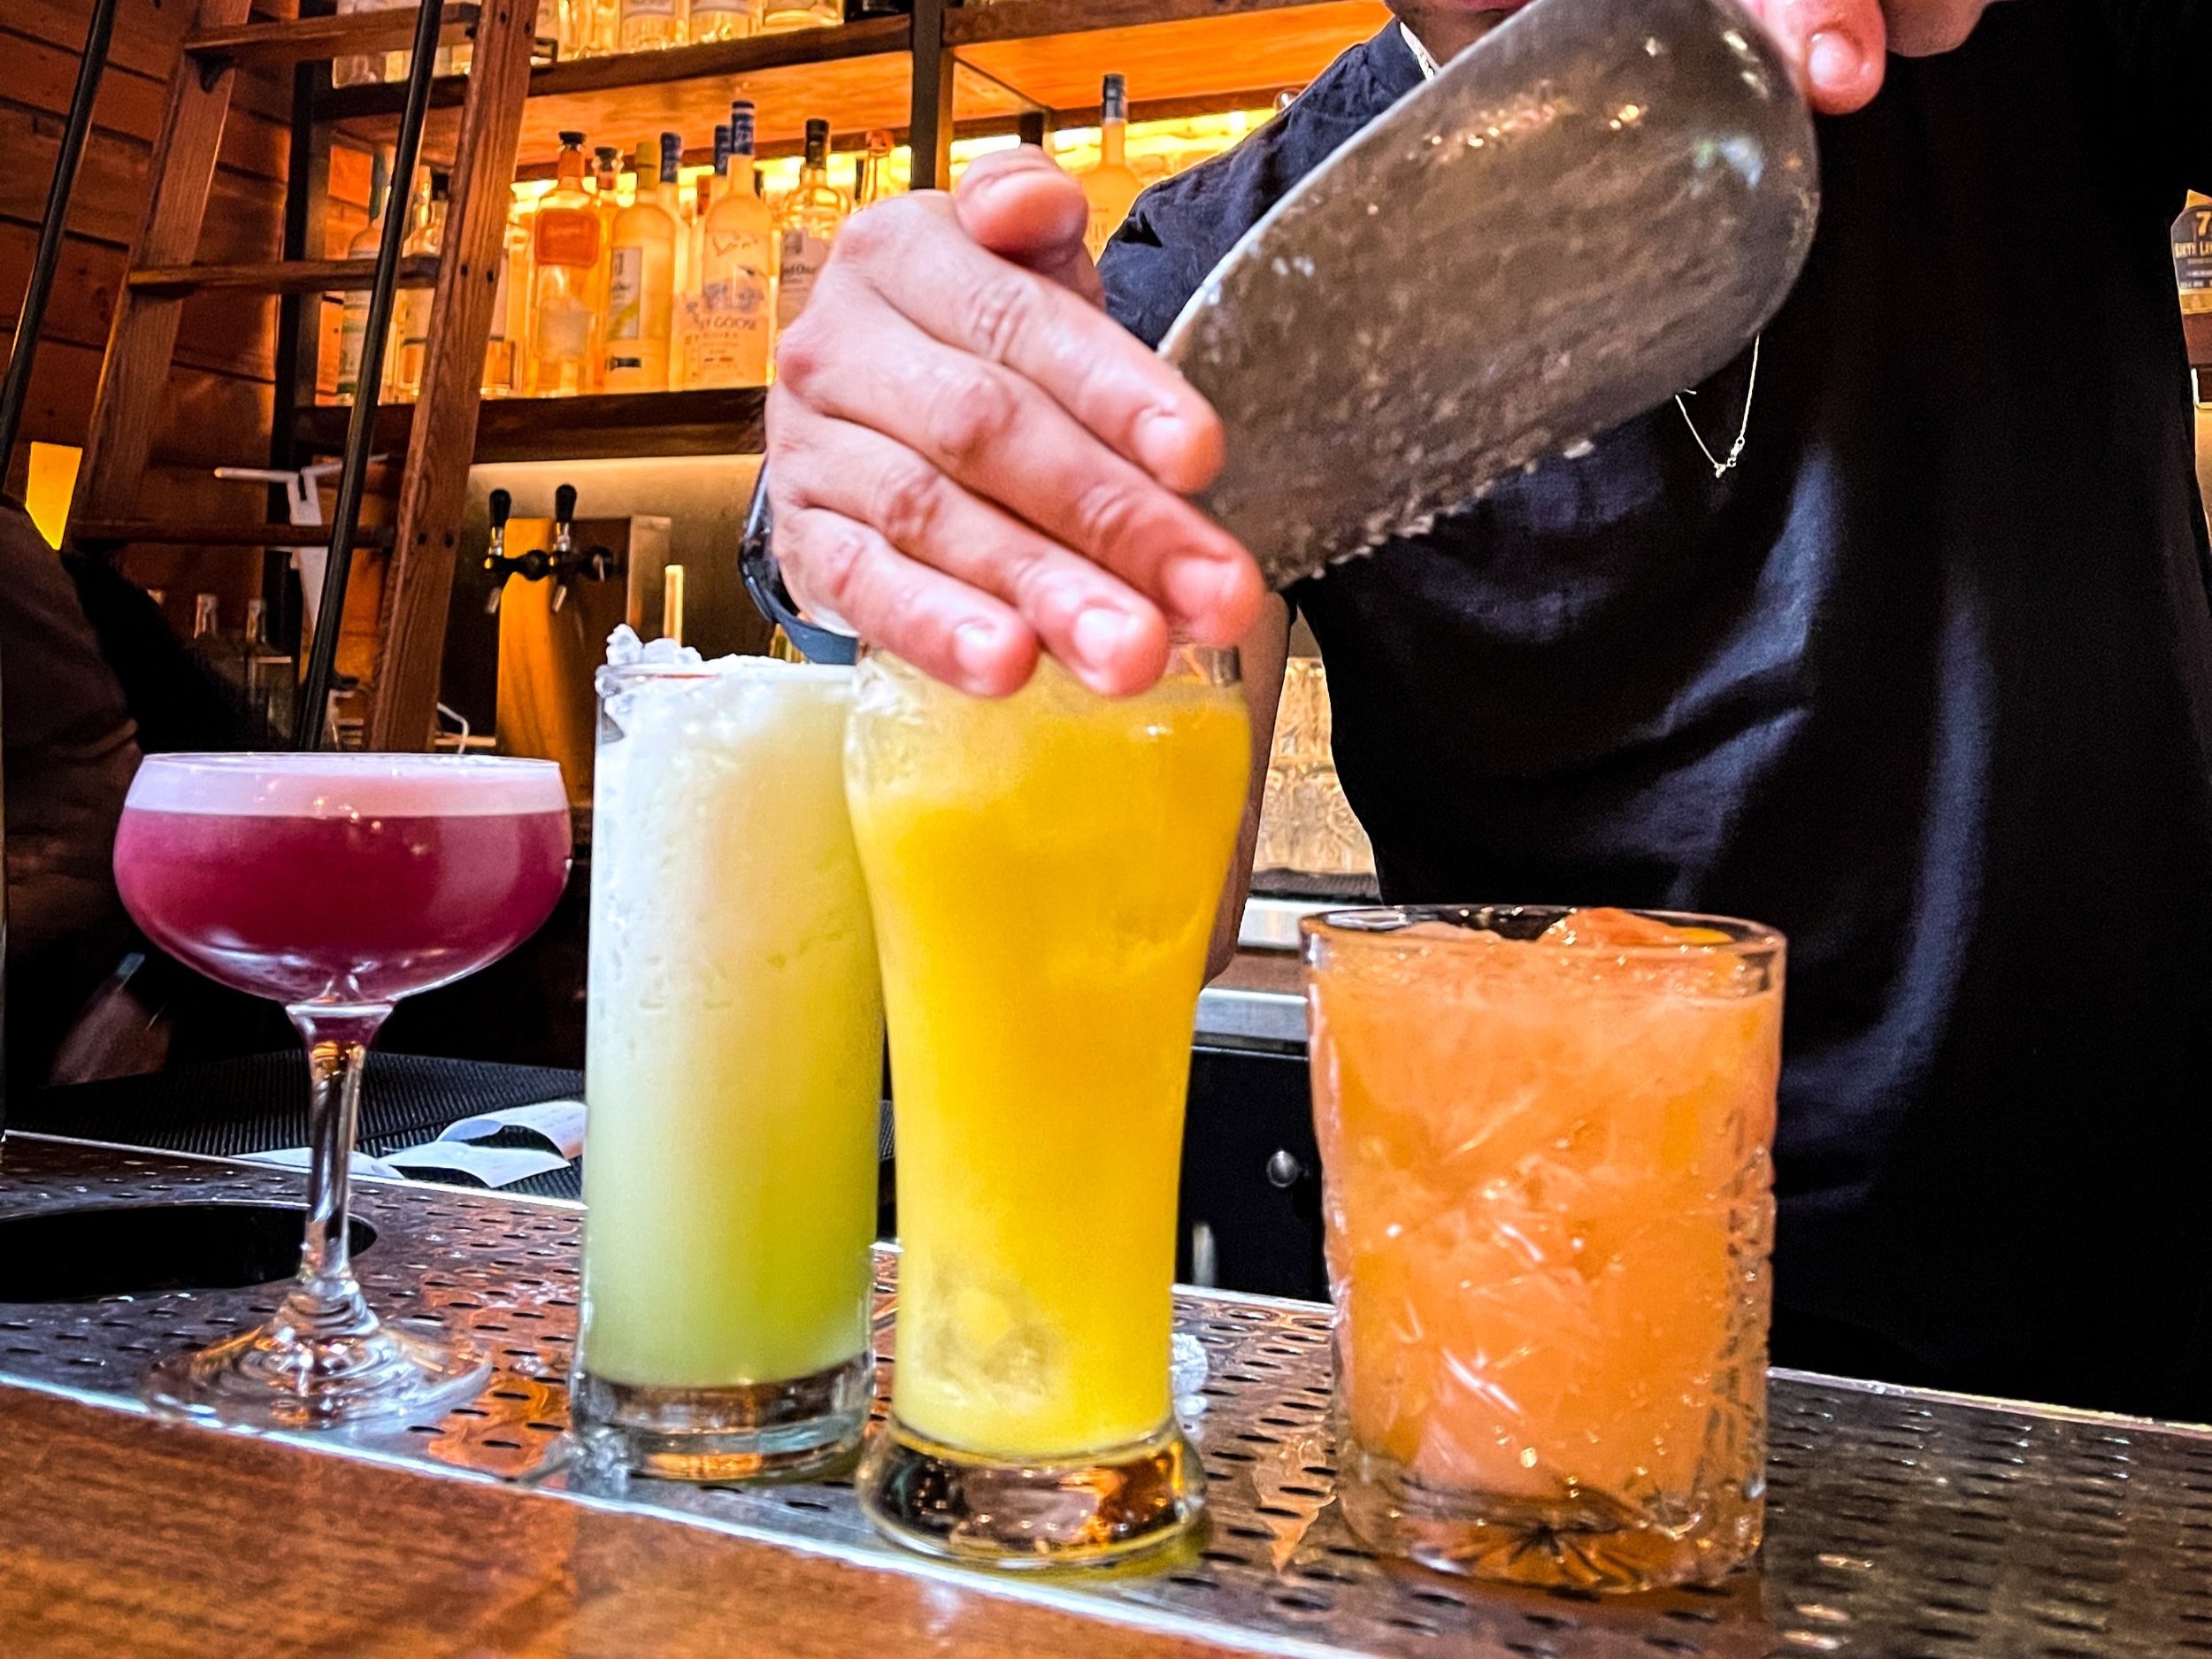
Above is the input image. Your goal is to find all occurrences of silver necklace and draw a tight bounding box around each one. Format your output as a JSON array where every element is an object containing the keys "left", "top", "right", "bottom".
[{"left": 1674, "top": 334, "right": 1762, "bottom": 478}]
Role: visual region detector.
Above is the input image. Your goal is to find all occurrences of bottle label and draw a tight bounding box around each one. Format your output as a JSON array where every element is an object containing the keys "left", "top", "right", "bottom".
[
  {"left": 2177, "top": 204, "right": 2212, "bottom": 318},
  {"left": 693, "top": 0, "right": 745, "bottom": 12},
  {"left": 336, "top": 303, "right": 368, "bottom": 397},
  {"left": 534, "top": 206, "right": 600, "bottom": 270},
  {"left": 607, "top": 246, "right": 645, "bottom": 342},
  {"left": 777, "top": 230, "right": 830, "bottom": 328},
  {"left": 624, "top": 0, "right": 677, "bottom": 13}
]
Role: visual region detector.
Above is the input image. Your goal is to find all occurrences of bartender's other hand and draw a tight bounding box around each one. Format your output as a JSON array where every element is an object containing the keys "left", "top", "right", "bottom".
[
  {"left": 765, "top": 146, "right": 1264, "bottom": 697},
  {"left": 1735, "top": 0, "right": 2007, "bottom": 113}
]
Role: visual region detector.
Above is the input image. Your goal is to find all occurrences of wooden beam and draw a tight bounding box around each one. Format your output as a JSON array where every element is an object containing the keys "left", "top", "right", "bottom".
[
  {"left": 944, "top": 0, "right": 1361, "bottom": 46},
  {"left": 127, "top": 254, "right": 441, "bottom": 296},
  {"left": 69, "top": 0, "right": 260, "bottom": 526},
  {"left": 296, "top": 386, "right": 767, "bottom": 463},
  {"left": 186, "top": 4, "right": 483, "bottom": 67},
  {"left": 368, "top": 0, "right": 542, "bottom": 751},
  {"left": 70, "top": 518, "right": 395, "bottom": 548}
]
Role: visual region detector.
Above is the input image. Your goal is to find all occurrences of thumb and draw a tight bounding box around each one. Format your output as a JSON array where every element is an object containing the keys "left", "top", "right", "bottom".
[{"left": 952, "top": 146, "right": 1104, "bottom": 304}]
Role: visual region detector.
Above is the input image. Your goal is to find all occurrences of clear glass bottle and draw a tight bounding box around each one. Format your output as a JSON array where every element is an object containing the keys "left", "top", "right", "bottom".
[
  {"left": 530, "top": 133, "right": 604, "bottom": 397},
  {"left": 390, "top": 169, "right": 449, "bottom": 401},
  {"left": 591, "top": 0, "right": 622, "bottom": 53},
  {"left": 676, "top": 125, "right": 729, "bottom": 388},
  {"left": 585, "top": 146, "right": 625, "bottom": 392},
  {"left": 619, "top": 0, "right": 687, "bottom": 50},
  {"left": 854, "top": 127, "right": 893, "bottom": 209},
  {"left": 605, "top": 134, "right": 681, "bottom": 392},
  {"left": 1081, "top": 73, "right": 1141, "bottom": 260},
  {"left": 331, "top": 0, "right": 374, "bottom": 88},
  {"left": 483, "top": 190, "right": 530, "bottom": 396},
  {"left": 687, "top": 0, "right": 758, "bottom": 42},
  {"left": 759, "top": 0, "right": 838, "bottom": 30},
  {"left": 334, "top": 150, "right": 390, "bottom": 403},
  {"left": 773, "top": 118, "right": 849, "bottom": 337},
  {"left": 695, "top": 107, "right": 773, "bottom": 388}
]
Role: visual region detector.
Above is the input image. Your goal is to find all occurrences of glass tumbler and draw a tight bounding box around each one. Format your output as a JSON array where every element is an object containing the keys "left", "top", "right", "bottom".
[
  {"left": 573, "top": 657, "right": 883, "bottom": 1482},
  {"left": 1305, "top": 905, "right": 1784, "bottom": 1592}
]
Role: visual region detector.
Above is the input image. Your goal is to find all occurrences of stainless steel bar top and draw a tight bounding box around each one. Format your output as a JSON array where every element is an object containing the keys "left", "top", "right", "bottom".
[{"left": 2, "top": 1132, "right": 2208, "bottom": 1659}]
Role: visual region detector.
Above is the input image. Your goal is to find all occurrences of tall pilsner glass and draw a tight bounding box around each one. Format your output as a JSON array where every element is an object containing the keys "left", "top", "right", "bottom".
[
  {"left": 112, "top": 754, "right": 572, "bottom": 1428},
  {"left": 574, "top": 657, "right": 883, "bottom": 1480},
  {"left": 847, "top": 647, "right": 1248, "bottom": 1567}
]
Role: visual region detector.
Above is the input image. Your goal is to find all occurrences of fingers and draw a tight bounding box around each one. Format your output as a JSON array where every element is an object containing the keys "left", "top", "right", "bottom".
[
  {"left": 779, "top": 299, "right": 1256, "bottom": 638},
  {"left": 770, "top": 407, "right": 1177, "bottom": 699},
  {"left": 1740, "top": 0, "right": 1888, "bottom": 113},
  {"left": 954, "top": 147, "right": 1102, "bottom": 303},
  {"left": 824, "top": 193, "right": 1225, "bottom": 496},
  {"left": 775, "top": 495, "right": 1041, "bottom": 696}
]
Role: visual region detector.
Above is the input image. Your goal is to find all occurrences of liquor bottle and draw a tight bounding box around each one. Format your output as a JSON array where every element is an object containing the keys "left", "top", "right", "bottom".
[
  {"left": 584, "top": 0, "right": 620, "bottom": 54},
  {"left": 689, "top": 0, "right": 757, "bottom": 41},
  {"left": 695, "top": 106, "right": 773, "bottom": 388},
  {"left": 334, "top": 150, "right": 390, "bottom": 403},
  {"left": 585, "top": 146, "right": 625, "bottom": 391},
  {"left": 332, "top": 0, "right": 374, "bottom": 87},
  {"left": 530, "top": 133, "right": 604, "bottom": 396},
  {"left": 675, "top": 125, "right": 730, "bottom": 388},
  {"left": 239, "top": 597, "right": 296, "bottom": 739},
  {"left": 619, "top": 0, "right": 686, "bottom": 50},
  {"left": 1081, "top": 73, "right": 1141, "bottom": 260},
  {"left": 760, "top": 0, "right": 838, "bottom": 30},
  {"left": 774, "top": 119, "right": 849, "bottom": 336},
  {"left": 483, "top": 191, "right": 530, "bottom": 396},
  {"left": 390, "top": 169, "right": 449, "bottom": 400},
  {"left": 854, "top": 127, "right": 894, "bottom": 209},
  {"left": 606, "top": 134, "right": 681, "bottom": 391}
]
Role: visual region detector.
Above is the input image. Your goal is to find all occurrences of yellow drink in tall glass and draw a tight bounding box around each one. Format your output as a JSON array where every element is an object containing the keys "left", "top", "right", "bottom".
[
  {"left": 844, "top": 650, "right": 1249, "bottom": 1465},
  {"left": 577, "top": 654, "right": 883, "bottom": 1481}
]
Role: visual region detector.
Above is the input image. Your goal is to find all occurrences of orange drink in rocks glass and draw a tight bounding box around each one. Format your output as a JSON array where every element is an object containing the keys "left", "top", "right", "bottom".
[{"left": 1304, "top": 905, "right": 1785, "bottom": 1592}]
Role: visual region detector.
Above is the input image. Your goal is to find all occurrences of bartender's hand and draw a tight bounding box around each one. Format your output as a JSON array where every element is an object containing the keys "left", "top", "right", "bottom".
[
  {"left": 765, "top": 149, "right": 1263, "bottom": 696},
  {"left": 1733, "top": 0, "right": 2009, "bottom": 111}
]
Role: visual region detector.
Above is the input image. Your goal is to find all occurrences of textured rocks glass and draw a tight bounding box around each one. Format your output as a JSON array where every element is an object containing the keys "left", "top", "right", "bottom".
[{"left": 1303, "top": 905, "right": 1785, "bottom": 1592}]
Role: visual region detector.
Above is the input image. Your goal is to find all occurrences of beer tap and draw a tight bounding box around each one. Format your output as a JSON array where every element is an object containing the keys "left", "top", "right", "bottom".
[
  {"left": 549, "top": 483, "right": 578, "bottom": 613},
  {"left": 482, "top": 488, "right": 516, "bottom": 614}
]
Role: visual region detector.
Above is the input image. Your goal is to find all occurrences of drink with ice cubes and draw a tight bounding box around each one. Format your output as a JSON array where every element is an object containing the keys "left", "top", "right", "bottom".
[
  {"left": 574, "top": 649, "right": 883, "bottom": 1482},
  {"left": 1305, "top": 906, "right": 1784, "bottom": 1593},
  {"left": 845, "top": 647, "right": 1249, "bottom": 1566}
]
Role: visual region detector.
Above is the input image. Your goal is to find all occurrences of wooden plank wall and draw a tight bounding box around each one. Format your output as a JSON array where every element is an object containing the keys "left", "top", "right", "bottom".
[{"left": 0, "top": 0, "right": 302, "bottom": 626}]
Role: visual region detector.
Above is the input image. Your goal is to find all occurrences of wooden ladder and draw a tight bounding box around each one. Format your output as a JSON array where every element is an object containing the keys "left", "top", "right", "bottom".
[{"left": 66, "top": 0, "right": 541, "bottom": 752}]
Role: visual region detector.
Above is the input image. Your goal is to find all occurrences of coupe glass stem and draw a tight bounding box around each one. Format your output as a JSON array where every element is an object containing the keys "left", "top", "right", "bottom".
[{"left": 283, "top": 1003, "right": 389, "bottom": 1341}]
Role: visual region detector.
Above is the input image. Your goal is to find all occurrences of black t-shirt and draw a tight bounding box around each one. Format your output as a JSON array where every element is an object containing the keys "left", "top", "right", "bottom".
[{"left": 1102, "top": 5, "right": 2212, "bottom": 1417}]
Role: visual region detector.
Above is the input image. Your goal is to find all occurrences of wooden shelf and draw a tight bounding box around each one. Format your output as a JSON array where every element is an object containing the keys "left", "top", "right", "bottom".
[
  {"left": 317, "top": 0, "right": 1387, "bottom": 165},
  {"left": 949, "top": 0, "right": 1387, "bottom": 121},
  {"left": 296, "top": 386, "right": 768, "bottom": 464},
  {"left": 320, "top": 18, "right": 964, "bottom": 159}
]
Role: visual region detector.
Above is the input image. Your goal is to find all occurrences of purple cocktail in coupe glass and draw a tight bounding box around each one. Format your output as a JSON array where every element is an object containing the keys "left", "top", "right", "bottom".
[{"left": 113, "top": 753, "right": 572, "bottom": 1429}]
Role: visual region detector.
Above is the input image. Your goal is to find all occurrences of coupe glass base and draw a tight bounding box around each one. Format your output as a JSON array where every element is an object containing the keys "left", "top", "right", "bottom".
[
  {"left": 570, "top": 1352, "right": 872, "bottom": 1485},
  {"left": 141, "top": 1315, "right": 488, "bottom": 1432},
  {"left": 1335, "top": 1436, "right": 1764, "bottom": 1594},
  {"left": 857, "top": 1414, "right": 1206, "bottom": 1570}
]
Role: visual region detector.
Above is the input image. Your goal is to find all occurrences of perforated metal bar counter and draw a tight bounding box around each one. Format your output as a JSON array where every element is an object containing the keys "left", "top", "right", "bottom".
[{"left": 2, "top": 1133, "right": 2208, "bottom": 1659}]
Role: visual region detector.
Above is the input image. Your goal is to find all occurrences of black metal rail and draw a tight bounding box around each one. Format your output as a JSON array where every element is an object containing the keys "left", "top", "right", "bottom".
[
  {"left": 293, "top": 0, "right": 449, "bottom": 749},
  {"left": 0, "top": 0, "right": 120, "bottom": 473}
]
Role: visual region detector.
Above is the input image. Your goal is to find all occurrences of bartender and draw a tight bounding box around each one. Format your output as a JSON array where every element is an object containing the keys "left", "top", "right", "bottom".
[{"left": 763, "top": 0, "right": 2212, "bottom": 1421}]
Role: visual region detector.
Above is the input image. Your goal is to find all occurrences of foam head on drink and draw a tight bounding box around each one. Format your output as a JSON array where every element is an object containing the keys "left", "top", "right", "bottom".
[
  {"left": 843, "top": 651, "right": 1249, "bottom": 1460},
  {"left": 580, "top": 644, "right": 883, "bottom": 1393},
  {"left": 113, "top": 753, "right": 572, "bottom": 1008}
]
